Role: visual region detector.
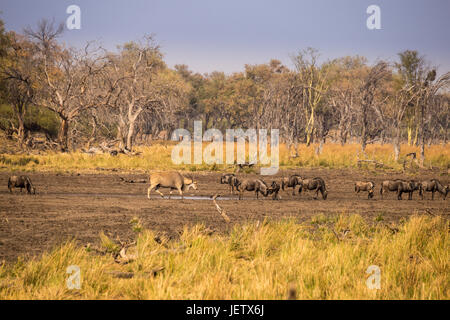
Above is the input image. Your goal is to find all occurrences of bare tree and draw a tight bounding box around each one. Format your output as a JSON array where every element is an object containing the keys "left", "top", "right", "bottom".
[
  {"left": 388, "top": 84, "right": 418, "bottom": 161},
  {"left": 292, "top": 48, "right": 330, "bottom": 146},
  {"left": 25, "top": 19, "right": 108, "bottom": 151},
  {"left": 358, "top": 61, "right": 390, "bottom": 153},
  {"left": 0, "top": 32, "right": 35, "bottom": 145},
  {"left": 106, "top": 36, "right": 189, "bottom": 151},
  {"left": 418, "top": 70, "right": 450, "bottom": 165}
]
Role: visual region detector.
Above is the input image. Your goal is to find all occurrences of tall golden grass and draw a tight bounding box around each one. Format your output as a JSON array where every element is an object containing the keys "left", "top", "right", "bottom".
[
  {"left": 0, "top": 142, "right": 448, "bottom": 173},
  {"left": 0, "top": 214, "right": 448, "bottom": 299}
]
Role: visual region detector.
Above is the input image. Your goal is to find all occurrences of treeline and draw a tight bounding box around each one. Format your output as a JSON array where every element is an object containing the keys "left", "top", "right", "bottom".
[{"left": 0, "top": 19, "right": 449, "bottom": 163}]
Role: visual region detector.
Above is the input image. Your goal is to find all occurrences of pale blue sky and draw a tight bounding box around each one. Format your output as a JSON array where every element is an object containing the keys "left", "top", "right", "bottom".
[{"left": 1, "top": 0, "right": 449, "bottom": 74}]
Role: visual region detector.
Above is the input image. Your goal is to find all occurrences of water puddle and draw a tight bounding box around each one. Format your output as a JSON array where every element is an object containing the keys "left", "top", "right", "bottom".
[{"left": 33, "top": 192, "right": 237, "bottom": 200}]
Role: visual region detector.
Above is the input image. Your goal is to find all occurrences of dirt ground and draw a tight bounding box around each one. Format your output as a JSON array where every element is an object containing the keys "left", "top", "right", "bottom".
[{"left": 0, "top": 169, "right": 448, "bottom": 263}]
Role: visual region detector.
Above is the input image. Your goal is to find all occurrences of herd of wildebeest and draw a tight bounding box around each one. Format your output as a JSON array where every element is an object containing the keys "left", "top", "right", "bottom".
[
  {"left": 7, "top": 171, "right": 449, "bottom": 201},
  {"left": 218, "top": 173, "right": 448, "bottom": 201}
]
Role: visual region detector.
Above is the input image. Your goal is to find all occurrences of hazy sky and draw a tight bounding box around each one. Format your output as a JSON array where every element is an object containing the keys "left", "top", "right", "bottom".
[{"left": 1, "top": 0, "right": 449, "bottom": 74}]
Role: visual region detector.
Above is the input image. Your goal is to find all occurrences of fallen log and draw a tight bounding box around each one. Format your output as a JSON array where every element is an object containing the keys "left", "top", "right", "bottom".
[
  {"left": 107, "top": 267, "right": 165, "bottom": 279},
  {"left": 357, "top": 159, "right": 384, "bottom": 168},
  {"left": 119, "top": 177, "right": 147, "bottom": 184},
  {"left": 212, "top": 194, "right": 231, "bottom": 223}
]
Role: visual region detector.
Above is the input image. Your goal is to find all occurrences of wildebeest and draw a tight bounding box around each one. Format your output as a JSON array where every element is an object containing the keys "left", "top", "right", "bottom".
[
  {"left": 220, "top": 173, "right": 240, "bottom": 194},
  {"left": 298, "top": 177, "right": 328, "bottom": 200},
  {"left": 237, "top": 179, "right": 269, "bottom": 200},
  {"left": 355, "top": 181, "right": 375, "bottom": 199},
  {"left": 147, "top": 172, "right": 197, "bottom": 199},
  {"left": 380, "top": 180, "right": 419, "bottom": 200},
  {"left": 281, "top": 175, "right": 302, "bottom": 195},
  {"left": 267, "top": 181, "right": 281, "bottom": 200},
  {"left": 419, "top": 179, "right": 448, "bottom": 200},
  {"left": 8, "top": 175, "right": 36, "bottom": 194}
]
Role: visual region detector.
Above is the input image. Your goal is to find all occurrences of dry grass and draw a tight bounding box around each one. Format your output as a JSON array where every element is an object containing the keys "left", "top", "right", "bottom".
[
  {"left": 0, "top": 214, "right": 448, "bottom": 299},
  {"left": 0, "top": 142, "right": 448, "bottom": 173}
]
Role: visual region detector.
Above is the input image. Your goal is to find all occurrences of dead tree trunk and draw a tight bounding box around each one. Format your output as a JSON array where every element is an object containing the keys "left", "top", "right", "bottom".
[
  {"left": 58, "top": 117, "right": 69, "bottom": 152},
  {"left": 393, "top": 127, "right": 401, "bottom": 161}
]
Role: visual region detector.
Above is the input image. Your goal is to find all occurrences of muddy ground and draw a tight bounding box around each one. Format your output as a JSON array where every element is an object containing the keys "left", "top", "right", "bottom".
[{"left": 0, "top": 169, "right": 448, "bottom": 263}]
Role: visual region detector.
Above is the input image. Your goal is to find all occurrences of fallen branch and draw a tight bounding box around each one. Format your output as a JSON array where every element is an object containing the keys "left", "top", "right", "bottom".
[
  {"left": 212, "top": 194, "right": 231, "bottom": 223},
  {"left": 119, "top": 177, "right": 147, "bottom": 184},
  {"left": 425, "top": 208, "right": 437, "bottom": 217},
  {"left": 384, "top": 224, "right": 399, "bottom": 234},
  {"left": 114, "top": 239, "right": 137, "bottom": 264},
  {"left": 329, "top": 227, "right": 341, "bottom": 241},
  {"left": 357, "top": 159, "right": 384, "bottom": 168},
  {"left": 106, "top": 267, "right": 165, "bottom": 279},
  {"left": 234, "top": 162, "right": 256, "bottom": 173}
]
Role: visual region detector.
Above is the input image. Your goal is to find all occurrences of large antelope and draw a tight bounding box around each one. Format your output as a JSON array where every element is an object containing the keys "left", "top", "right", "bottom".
[
  {"left": 147, "top": 172, "right": 197, "bottom": 199},
  {"left": 380, "top": 180, "right": 419, "bottom": 200},
  {"left": 419, "top": 179, "right": 448, "bottom": 200},
  {"left": 355, "top": 181, "right": 375, "bottom": 199},
  {"left": 238, "top": 179, "right": 269, "bottom": 200},
  {"left": 298, "top": 177, "right": 328, "bottom": 200},
  {"left": 281, "top": 175, "right": 303, "bottom": 195},
  {"left": 8, "top": 175, "right": 36, "bottom": 194}
]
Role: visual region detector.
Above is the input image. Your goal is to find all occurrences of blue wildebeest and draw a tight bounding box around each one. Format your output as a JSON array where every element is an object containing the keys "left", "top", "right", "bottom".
[
  {"left": 380, "top": 180, "right": 419, "bottom": 200},
  {"left": 355, "top": 181, "right": 375, "bottom": 199},
  {"left": 298, "top": 177, "right": 328, "bottom": 200},
  {"left": 419, "top": 179, "right": 448, "bottom": 200},
  {"left": 237, "top": 179, "right": 270, "bottom": 200},
  {"left": 8, "top": 175, "right": 36, "bottom": 194}
]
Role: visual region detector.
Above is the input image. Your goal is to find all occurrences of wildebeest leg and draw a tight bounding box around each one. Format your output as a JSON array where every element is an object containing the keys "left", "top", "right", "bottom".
[
  {"left": 314, "top": 187, "right": 319, "bottom": 199},
  {"left": 432, "top": 190, "right": 435, "bottom": 200},
  {"left": 239, "top": 190, "right": 243, "bottom": 200},
  {"left": 256, "top": 190, "right": 259, "bottom": 199},
  {"left": 292, "top": 186, "right": 296, "bottom": 196},
  {"left": 397, "top": 190, "right": 402, "bottom": 200},
  {"left": 272, "top": 191, "right": 279, "bottom": 200}
]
